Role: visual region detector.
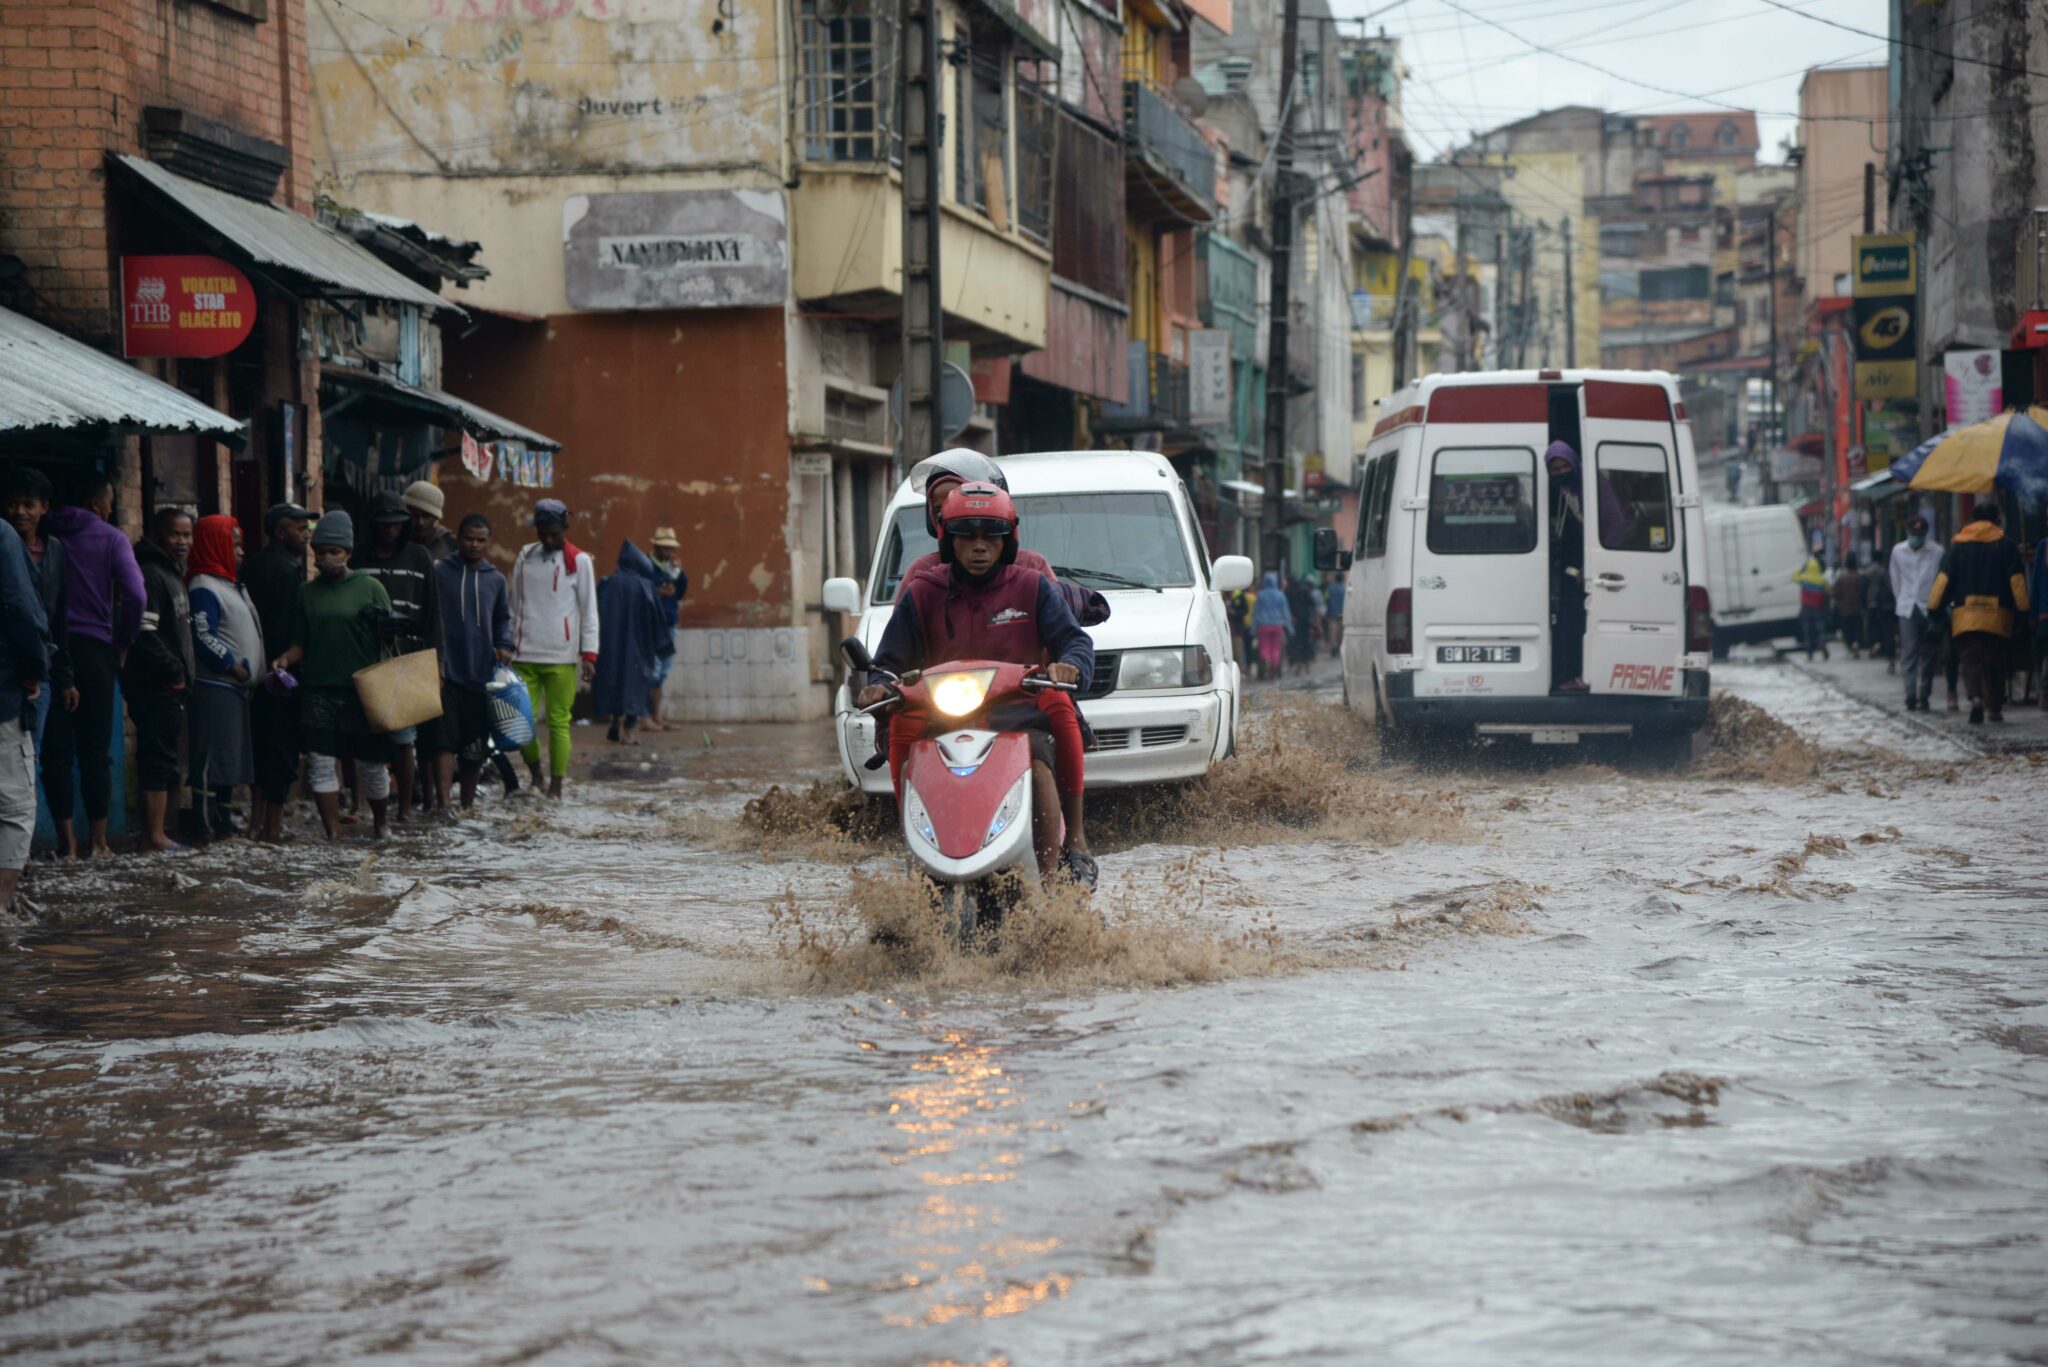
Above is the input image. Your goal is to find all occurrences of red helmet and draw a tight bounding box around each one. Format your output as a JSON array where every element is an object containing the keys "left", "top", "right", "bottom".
[{"left": 938, "top": 482, "right": 1019, "bottom": 566}]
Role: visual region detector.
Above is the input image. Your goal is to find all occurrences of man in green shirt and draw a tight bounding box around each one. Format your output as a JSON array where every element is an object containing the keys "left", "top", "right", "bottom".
[{"left": 269, "top": 511, "right": 394, "bottom": 839}]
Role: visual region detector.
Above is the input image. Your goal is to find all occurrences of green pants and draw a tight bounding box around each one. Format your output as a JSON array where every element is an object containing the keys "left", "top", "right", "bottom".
[{"left": 515, "top": 661, "right": 578, "bottom": 778}]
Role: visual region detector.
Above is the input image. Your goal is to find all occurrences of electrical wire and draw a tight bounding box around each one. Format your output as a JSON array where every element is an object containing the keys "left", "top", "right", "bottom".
[{"left": 1749, "top": 0, "right": 2048, "bottom": 82}]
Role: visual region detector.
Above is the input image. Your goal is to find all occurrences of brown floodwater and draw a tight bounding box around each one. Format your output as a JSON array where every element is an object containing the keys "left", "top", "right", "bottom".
[{"left": 2, "top": 666, "right": 2044, "bottom": 1365}]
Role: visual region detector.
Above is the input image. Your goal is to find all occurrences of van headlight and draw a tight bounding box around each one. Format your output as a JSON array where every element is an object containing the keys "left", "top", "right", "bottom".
[{"left": 1118, "top": 646, "right": 1213, "bottom": 690}]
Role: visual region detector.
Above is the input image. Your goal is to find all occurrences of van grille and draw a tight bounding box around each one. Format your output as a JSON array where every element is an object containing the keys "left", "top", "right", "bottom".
[
  {"left": 1090, "top": 724, "right": 1189, "bottom": 752},
  {"left": 1079, "top": 651, "right": 1120, "bottom": 700}
]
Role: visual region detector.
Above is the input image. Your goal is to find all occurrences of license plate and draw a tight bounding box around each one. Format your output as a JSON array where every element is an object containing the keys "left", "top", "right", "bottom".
[{"left": 1438, "top": 645, "right": 1520, "bottom": 664}]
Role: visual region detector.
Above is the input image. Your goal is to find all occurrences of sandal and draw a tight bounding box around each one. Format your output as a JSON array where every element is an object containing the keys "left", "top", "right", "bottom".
[{"left": 1061, "top": 849, "right": 1099, "bottom": 890}]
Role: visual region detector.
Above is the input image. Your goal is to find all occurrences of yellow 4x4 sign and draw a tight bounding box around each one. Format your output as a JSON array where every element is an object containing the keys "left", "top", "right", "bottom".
[{"left": 1852, "top": 232, "right": 1917, "bottom": 399}]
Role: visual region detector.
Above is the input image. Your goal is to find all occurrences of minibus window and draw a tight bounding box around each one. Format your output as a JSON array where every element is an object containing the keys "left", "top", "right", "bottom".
[
  {"left": 1596, "top": 442, "right": 1675, "bottom": 552},
  {"left": 1367, "top": 453, "right": 1398, "bottom": 556},
  {"left": 1353, "top": 457, "right": 1377, "bottom": 550},
  {"left": 1426, "top": 447, "right": 1536, "bottom": 555}
]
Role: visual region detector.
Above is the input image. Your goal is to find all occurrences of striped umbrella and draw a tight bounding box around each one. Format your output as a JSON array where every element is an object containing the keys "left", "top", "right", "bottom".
[{"left": 1888, "top": 405, "right": 2048, "bottom": 501}]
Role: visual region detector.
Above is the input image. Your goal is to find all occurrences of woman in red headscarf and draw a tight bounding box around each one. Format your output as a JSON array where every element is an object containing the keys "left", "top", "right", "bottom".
[{"left": 185, "top": 515, "right": 264, "bottom": 839}]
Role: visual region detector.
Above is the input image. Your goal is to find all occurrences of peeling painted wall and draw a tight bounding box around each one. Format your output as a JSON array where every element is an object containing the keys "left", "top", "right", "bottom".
[{"left": 308, "top": 0, "right": 783, "bottom": 182}]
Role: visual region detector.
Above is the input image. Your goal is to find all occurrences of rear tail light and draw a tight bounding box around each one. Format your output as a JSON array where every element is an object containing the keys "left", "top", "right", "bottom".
[
  {"left": 1686, "top": 585, "right": 1712, "bottom": 654},
  {"left": 1387, "top": 588, "right": 1413, "bottom": 656}
]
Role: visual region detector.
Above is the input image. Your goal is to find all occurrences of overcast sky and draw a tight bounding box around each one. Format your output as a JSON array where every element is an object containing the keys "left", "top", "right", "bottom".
[{"left": 1331, "top": 0, "right": 1890, "bottom": 167}]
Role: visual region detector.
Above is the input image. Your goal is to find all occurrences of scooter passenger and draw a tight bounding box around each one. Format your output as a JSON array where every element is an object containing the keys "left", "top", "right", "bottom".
[
  {"left": 897, "top": 450, "right": 1102, "bottom": 883},
  {"left": 860, "top": 483, "right": 1096, "bottom": 886}
]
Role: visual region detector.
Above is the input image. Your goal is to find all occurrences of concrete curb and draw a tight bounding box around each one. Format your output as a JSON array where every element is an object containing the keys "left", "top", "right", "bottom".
[{"left": 1780, "top": 656, "right": 2046, "bottom": 756}]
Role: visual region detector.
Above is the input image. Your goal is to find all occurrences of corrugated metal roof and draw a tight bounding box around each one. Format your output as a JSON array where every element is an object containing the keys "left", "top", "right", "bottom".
[
  {"left": 117, "top": 156, "right": 460, "bottom": 315},
  {"left": 325, "top": 365, "right": 560, "bottom": 450},
  {"left": 0, "top": 305, "right": 242, "bottom": 437}
]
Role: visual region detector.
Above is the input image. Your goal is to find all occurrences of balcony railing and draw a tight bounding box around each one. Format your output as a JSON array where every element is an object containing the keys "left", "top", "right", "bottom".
[
  {"left": 1099, "top": 343, "right": 1193, "bottom": 432},
  {"left": 1124, "top": 80, "right": 1214, "bottom": 223}
]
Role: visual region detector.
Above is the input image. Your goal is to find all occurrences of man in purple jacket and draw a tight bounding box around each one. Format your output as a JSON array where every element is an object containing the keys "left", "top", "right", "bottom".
[{"left": 41, "top": 472, "right": 144, "bottom": 858}]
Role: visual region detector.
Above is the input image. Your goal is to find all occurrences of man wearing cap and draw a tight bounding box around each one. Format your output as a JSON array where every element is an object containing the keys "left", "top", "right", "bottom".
[
  {"left": 508, "top": 498, "right": 599, "bottom": 799},
  {"left": 270, "top": 511, "right": 395, "bottom": 839},
  {"left": 646, "top": 527, "right": 687, "bottom": 731},
  {"left": 357, "top": 491, "right": 441, "bottom": 820},
  {"left": 404, "top": 480, "right": 460, "bottom": 563},
  {"left": 244, "top": 502, "right": 311, "bottom": 841}
]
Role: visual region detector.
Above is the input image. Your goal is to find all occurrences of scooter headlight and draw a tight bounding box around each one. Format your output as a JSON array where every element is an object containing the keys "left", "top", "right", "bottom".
[
  {"left": 984, "top": 772, "right": 1031, "bottom": 848},
  {"left": 929, "top": 669, "right": 996, "bottom": 717},
  {"left": 903, "top": 787, "right": 939, "bottom": 848}
]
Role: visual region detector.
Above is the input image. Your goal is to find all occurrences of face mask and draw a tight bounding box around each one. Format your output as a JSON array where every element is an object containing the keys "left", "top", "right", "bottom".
[{"left": 1908, "top": 534, "right": 1926, "bottom": 549}]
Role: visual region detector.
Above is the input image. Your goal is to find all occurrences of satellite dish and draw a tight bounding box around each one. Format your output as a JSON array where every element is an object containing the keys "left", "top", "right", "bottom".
[
  {"left": 888, "top": 360, "right": 977, "bottom": 444},
  {"left": 1171, "top": 76, "right": 1210, "bottom": 117}
]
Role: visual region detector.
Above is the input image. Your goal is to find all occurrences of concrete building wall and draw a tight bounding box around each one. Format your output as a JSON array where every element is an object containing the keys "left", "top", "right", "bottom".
[{"left": 1794, "top": 67, "right": 1885, "bottom": 305}]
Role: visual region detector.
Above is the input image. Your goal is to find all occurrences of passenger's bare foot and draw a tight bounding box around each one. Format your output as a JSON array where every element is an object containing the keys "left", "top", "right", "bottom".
[{"left": 547, "top": 776, "right": 564, "bottom": 800}]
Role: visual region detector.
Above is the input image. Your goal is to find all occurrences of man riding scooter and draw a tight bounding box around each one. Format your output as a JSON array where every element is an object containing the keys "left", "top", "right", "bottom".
[
  {"left": 860, "top": 483, "right": 1096, "bottom": 886},
  {"left": 896, "top": 451, "right": 1103, "bottom": 884}
]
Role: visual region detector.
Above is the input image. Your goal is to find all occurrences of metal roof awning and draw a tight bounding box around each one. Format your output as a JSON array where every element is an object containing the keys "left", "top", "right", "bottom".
[
  {"left": 116, "top": 156, "right": 460, "bottom": 316},
  {"left": 322, "top": 366, "right": 559, "bottom": 450},
  {"left": 1849, "top": 469, "right": 1903, "bottom": 499},
  {"left": 1220, "top": 478, "right": 1265, "bottom": 497},
  {"left": 0, "top": 304, "right": 241, "bottom": 438}
]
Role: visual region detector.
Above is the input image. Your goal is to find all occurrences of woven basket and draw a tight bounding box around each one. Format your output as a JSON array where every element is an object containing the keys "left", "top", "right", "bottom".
[{"left": 354, "top": 649, "right": 444, "bottom": 733}]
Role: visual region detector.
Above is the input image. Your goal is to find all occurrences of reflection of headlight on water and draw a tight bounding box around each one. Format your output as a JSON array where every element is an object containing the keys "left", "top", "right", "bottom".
[{"left": 929, "top": 670, "right": 995, "bottom": 717}]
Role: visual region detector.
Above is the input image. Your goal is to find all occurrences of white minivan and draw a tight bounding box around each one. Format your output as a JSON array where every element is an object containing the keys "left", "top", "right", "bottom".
[
  {"left": 1330, "top": 369, "right": 1712, "bottom": 758},
  {"left": 822, "top": 451, "right": 1255, "bottom": 795},
  {"left": 1704, "top": 503, "right": 1809, "bottom": 658}
]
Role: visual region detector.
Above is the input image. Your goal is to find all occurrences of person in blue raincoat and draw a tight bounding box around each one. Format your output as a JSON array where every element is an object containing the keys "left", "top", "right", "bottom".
[
  {"left": 1252, "top": 570, "right": 1293, "bottom": 681},
  {"left": 593, "top": 540, "right": 674, "bottom": 744}
]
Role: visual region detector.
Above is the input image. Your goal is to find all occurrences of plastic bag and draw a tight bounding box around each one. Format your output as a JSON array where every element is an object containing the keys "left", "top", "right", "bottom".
[{"left": 486, "top": 665, "right": 535, "bottom": 749}]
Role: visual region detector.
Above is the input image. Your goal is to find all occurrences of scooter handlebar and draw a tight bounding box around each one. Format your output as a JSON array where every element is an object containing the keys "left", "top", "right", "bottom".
[{"left": 1021, "top": 674, "right": 1079, "bottom": 693}]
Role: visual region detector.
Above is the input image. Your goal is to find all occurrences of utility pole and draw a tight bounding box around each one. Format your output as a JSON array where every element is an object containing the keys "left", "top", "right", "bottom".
[
  {"left": 1764, "top": 203, "right": 1781, "bottom": 504},
  {"left": 1451, "top": 208, "right": 1469, "bottom": 371},
  {"left": 1391, "top": 166, "right": 1415, "bottom": 388},
  {"left": 1494, "top": 214, "right": 1510, "bottom": 369},
  {"left": 897, "top": 0, "right": 944, "bottom": 475},
  {"left": 1516, "top": 227, "right": 1535, "bottom": 368},
  {"left": 1561, "top": 216, "right": 1576, "bottom": 369},
  {"left": 1258, "top": 0, "right": 1302, "bottom": 578},
  {"left": 1862, "top": 161, "right": 1875, "bottom": 234}
]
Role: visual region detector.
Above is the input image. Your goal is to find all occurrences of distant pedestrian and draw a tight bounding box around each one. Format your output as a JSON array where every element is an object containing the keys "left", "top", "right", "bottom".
[
  {"left": 404, "top": 480, "right": 459, "bottom": 562},
  {"left": 1323, "top": 571, "right": 1345, "bottom": 658},
  {"left": 2031, "top": 531, "right": 2048, "bottom": 711},
  {"left": 1286, "top": 575, "right": 1318, "bottom": 674},
  {"left": 593, "top": 541, "right": 672, "bottom": 744},
  {"left": 41, "top": 472, "right": 144, "bottom": 859},
  {"left": 1794, "top": 554, "right": 1830, "bottom": 661},
  {"left": 244, "top": 503, "right": 311, "bottom": 842},
  {"left": 356, "top": 492, "right": 440, "bottom": 820},
  {"left": 124, "top": 505, "right": 195, "bottom": 852},
  {"left": 1868, "top": 557, "right": 1896, "bottom": 669},
  {"left": 508, "top": 499, "right": 599, "bottom": 799},
  {"left": 646, "top": 527, "right": 687, "bottom": 731},
  {"left": 184, "top": 515, "right": 261, "bottom": 840},
  {"left": 1927, "top": 503, "right": 2029, "bottom": 725},
  {"left": 1889, "top": 515, "right": 1944, "bottom": 711},
  {"left": 2, "top": 468, "right": 72, "bottom": 754},
  {"left": 431, "top": 514, "right": 513, "bottom": 811},
  {"left": 271, "top": 512, "right": 394, "bottom": 839},
  {"left": 1832, "top": 558, "right": 1867, "bottom": 657},
  {"left": 0, "top": 520, "right": 51, "bottom": 914},
  {"left": 1252, "top": 571, "right": 1292, "bottom": 680}
]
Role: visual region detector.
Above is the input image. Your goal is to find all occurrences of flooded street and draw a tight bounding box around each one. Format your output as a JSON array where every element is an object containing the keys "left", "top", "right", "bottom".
[{"left": 3, "top": 664, "right": 2045, "bottom": 1366}]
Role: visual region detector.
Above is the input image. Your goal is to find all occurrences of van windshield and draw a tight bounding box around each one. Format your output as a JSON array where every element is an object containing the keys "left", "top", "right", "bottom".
[
  {"left": 1427, "top": 447, "right": 1538, "bottom": 555},
  {"left": 870, "top": 492, "right": 1196, "bottom": 603}
]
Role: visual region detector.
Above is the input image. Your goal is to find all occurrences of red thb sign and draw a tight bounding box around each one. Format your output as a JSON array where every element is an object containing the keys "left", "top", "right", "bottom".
[{"left": 120, "top": 255, "right": 256, "bottom": 358}]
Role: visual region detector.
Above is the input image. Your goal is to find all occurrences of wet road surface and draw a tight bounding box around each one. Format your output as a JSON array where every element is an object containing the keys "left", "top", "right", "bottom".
[{"left": 2, "top": 665, "right": 2045, "bottom": 1365}]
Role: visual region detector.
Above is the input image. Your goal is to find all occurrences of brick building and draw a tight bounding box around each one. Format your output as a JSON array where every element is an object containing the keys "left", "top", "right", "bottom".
[{"left": 0, "top": 0, "right": 509, "bottom": 540}]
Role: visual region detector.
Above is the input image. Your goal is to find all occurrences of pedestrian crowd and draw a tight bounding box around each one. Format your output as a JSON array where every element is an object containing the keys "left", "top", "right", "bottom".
[
  {"left": 1, "top": 469, "right": 687, "bottom": 913},
  {"left": 1226, "top": 569, "right": 1344, "bottom": 681},
  {"left": 1793, "top": 507, "right": 2038, "bottom": 725}
]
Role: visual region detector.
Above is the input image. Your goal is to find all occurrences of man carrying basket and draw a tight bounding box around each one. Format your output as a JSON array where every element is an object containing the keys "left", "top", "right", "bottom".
[{"left": 268, "top": 511, "right": 396, "bottom": 839}]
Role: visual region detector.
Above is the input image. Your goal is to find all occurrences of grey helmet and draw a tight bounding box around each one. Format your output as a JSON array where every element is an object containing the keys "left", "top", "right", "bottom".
[{"left": 909, "top": 449, "right": 1007, "bottom": 536}]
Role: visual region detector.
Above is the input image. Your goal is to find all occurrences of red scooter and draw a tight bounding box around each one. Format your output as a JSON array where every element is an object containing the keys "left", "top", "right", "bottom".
[{"left": 846, "top": 640, "right": 1073, "bottom": 940}]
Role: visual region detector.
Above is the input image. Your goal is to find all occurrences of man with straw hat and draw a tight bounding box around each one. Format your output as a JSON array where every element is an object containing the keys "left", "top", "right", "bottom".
[{"left": 646, "top": 526, "right": 686, "bottom": 730}]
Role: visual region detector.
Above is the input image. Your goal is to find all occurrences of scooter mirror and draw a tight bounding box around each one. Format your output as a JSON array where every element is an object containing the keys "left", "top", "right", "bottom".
[{"left": 841, "top": 636, "right": 875, "bottom": 672}]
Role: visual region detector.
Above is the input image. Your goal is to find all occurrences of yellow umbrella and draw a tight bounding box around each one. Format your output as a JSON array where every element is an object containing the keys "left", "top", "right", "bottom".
[{"left": 1893, "top": 405, "right": 2048, "bottom": 496}]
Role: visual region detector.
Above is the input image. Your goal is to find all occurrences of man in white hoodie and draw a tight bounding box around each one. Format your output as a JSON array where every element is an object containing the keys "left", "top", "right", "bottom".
[{"left": 508, "top": 498, "right": 599, "bottom": 798}]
